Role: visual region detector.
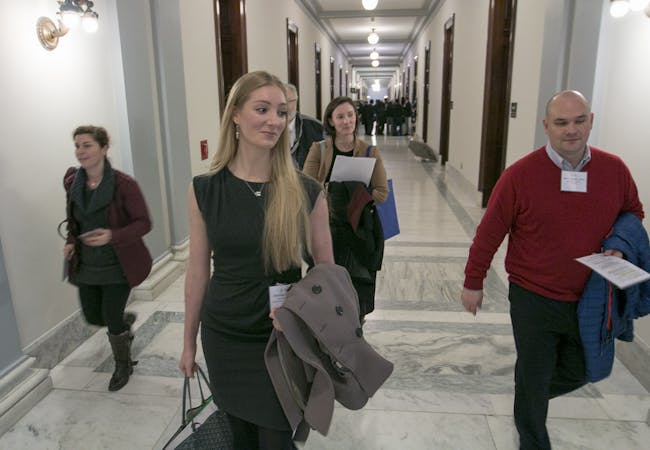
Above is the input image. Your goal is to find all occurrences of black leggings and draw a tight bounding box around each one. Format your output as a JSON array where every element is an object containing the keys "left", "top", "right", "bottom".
[
  {"left": 226, "top": 413, "right": 296, "bottom": 450},
  {"left": 77, "top": 283, "right": 131, "bottom": 335}
]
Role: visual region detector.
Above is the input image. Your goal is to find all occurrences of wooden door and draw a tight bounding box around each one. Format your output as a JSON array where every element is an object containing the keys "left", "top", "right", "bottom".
[
  {"left": 422, "top": 42, "right": 431, "bottom": 143},
  {"left": 439, "top": 15, "right": 455, "bottom": 166},
  {"left": 213, "top": 0, "right": 248, "bottom": 113},
  {"left": 479, "top": 0, "right": 517, "bottom": 206}
]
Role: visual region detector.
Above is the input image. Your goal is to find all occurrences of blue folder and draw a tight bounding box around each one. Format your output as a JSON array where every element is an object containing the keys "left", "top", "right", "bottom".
[{"left": 377, "top": 179, "right": 400, "bottom": 240}]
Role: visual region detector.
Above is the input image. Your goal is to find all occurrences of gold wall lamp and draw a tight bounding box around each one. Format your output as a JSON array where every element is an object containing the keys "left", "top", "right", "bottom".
[{"left": 36, "top": 0, "right": 99, "bottom": 51}]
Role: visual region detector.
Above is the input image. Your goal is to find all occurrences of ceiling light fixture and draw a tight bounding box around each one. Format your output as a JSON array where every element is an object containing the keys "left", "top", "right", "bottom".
[
  {"left": 367, "top": 28, "right": 379, "bottom": 45},
  {"left": 371, "top": 60, "right": 380, "bottom": 67},
  {"left": 36, "top": 0, "right": 99, "bottom": 51},
  {"left": 370, "top": 49, "right": 379, "bottom": 60},
  {"left": 610, "top": 0, "right": 630, "bottom": 17},
  {"left": 362, "top": 0, "right": 379, "bottom": 10}
]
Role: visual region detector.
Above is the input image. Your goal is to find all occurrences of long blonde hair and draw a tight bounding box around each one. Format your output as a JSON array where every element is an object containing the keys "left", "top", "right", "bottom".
[{"left": 208, "top": 71, "right": 311, "bottom": 273}]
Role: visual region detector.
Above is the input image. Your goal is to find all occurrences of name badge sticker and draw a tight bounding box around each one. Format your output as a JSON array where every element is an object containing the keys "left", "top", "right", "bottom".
[
  {"left": 269, "top": 283, "right": 291, "bottom": 309},
  {"left": 560, "top": 171, "right": 587, "bottom": 193}
]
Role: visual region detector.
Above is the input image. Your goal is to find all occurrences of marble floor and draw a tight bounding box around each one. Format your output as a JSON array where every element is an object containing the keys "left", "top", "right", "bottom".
[{"left": 2, "top": 136, "right": 650, "bottom": 449}]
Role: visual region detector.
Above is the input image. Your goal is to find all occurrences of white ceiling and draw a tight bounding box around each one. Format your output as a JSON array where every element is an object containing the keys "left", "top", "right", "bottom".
[{"left": 297, "top": 0, "right": 441, "bottom": 86}]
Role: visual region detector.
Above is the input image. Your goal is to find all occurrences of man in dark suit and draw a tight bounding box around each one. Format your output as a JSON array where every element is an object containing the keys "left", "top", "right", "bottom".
[{"left": 286, "top": 83, "right": 324, "bottom": 169}]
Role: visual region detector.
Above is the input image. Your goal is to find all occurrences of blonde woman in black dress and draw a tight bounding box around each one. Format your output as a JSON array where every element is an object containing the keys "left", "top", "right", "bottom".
[{"left": 179, "top": 71, "right": 333, "bottom": 449}]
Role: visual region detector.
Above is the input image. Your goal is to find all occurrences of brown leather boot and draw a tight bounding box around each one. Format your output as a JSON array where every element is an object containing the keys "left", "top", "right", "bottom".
[{"left": 107, "top": 330, "right": 138, "bottom": 391}]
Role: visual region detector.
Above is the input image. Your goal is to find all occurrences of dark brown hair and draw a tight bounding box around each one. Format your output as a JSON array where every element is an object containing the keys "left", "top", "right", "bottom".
[
  {"left": 72, "top": 125, "right": 110, "bottom": 148},
  {"left": 323, "top": 96, "right": 358, "bottom": 137}
]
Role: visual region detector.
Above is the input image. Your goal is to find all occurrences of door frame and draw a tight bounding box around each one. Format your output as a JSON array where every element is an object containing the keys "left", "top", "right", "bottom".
[
  {"left": 422, "top": 41, "right": 431, "bottom": 143},
  {"left": 213, "top": 0, "right": 248, "bottom": 114},
  {"left": 439, "top": 15, "right": 455, "bottom": 166},
  {"left": 479, "top": 0, "right": 517, "bottom": 206},
  {"left": 314, "top": 43, "right": 322, "bottom": 119},
  {"left": 286, "top": 19, "right": 299, "bottom": 109}
]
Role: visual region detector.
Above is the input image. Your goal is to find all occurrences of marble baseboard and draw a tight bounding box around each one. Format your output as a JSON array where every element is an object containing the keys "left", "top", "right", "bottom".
[
  {"left": 0, "top": 357, "right": 52, "bottom": 437},
  {"left": 24, "top": 261, "right": 184, "bottom": 372},
  {"left": 131, "top": 253, "right": 184, "bottom": 301},
  {"left": 23, "top": 310, "right": 96, "bottom": 370},
  {"left": 171, "top": 239, "right": 189, "bottom": 272}
]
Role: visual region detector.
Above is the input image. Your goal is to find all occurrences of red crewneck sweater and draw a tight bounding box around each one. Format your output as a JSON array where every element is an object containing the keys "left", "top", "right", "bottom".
[{"left": 464, "top": 147, "right": 643, "bottom": 301}]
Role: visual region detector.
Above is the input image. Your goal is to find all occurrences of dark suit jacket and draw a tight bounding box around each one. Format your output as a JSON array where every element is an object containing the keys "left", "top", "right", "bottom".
[
  {"left": 264, "top": 263, "right": 393, "bottom": 441},
  {"left": 291, "top": 113, "right": 323, "bottom": 170}
]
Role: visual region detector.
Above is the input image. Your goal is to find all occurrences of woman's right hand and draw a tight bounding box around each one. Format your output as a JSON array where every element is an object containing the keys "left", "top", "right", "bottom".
[
  {"left": 63, "top": 243, "right": 75, "bottom": 260},
  {"left": 179, "top": 346, "right": 197, "bottom": 378}
]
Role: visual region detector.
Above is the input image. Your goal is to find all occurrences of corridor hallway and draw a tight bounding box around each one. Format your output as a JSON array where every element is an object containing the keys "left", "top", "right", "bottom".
[{"left": 1, "top": 136, "right": 649, "bottom": 449}]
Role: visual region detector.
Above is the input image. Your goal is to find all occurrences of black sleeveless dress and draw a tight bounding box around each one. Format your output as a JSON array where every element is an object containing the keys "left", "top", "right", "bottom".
[{"left": 193, "top": 167, "right": 321, "bottom": 430}]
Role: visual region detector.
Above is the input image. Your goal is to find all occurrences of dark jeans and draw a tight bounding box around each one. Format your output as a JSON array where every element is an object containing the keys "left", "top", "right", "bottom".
[
  {"left": 226, "top": 413, "right": 296, "bottom": 450},
  {"left": 78, "top": 283, "right": 131, "bottom": 335},
  {"left": 509, "top": 283, "right": 586, "bottom": 450}
]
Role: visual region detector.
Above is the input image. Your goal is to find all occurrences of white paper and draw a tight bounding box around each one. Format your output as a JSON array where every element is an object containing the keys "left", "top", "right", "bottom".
[
  {"left": 269, "top": 284, "right": 291, "bottom": 309},
  {"left": 576, "top": 253, "right": 650, "bottom": 290},
  {"left": 329, "top": 156, "right": 376, "bottom": 186}
]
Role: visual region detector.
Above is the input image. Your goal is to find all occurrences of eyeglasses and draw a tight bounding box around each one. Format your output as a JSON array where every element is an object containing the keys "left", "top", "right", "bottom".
[{"left": 287, "top": 98, "right": 298, "bottom": 103}]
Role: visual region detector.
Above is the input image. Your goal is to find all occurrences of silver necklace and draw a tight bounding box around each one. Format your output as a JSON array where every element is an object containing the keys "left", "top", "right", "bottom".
[{"left": 243, "top": 180, "right": 265, "bottom": 197}]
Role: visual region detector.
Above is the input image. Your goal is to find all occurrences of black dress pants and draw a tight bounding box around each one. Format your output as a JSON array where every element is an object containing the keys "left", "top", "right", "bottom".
[
  {"left": 78, "top": 283, "right": 131, "bottom": 335},
  {"left": 508, "top": 283, "right": 586, "bottom": 450}
]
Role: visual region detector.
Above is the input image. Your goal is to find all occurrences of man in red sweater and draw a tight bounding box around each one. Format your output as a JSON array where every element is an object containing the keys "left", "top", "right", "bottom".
[{"left": 461, "top": 90, "right": 643, "bottom": 449}]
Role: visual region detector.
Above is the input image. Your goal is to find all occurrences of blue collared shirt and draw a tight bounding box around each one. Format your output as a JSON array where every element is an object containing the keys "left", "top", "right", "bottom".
[{"left": 545, "top": 143, "right": 591, "bottom": 171}]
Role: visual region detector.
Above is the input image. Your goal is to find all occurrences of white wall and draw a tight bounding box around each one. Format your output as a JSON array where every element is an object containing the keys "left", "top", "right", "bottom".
[
  {"left": 445, "top": 1, "right": 489, "bottom": 183},
  {"left": 179, "top": 0, "right": 220, "bottom": 175},
  {"left": 591, "top": 3, "right": 650, "bottom": 346},
  {"left": 0, "top": 0, "right": 128, "bottom": 346},
  {"left": 505, "top": 0, "right": 547, "bottom": 166},
  {"left": 410, "top": 0, "right": 489, "bottom": 185},
  {"left": 245, "top": 0, "right": 348, "bottom": 119}
]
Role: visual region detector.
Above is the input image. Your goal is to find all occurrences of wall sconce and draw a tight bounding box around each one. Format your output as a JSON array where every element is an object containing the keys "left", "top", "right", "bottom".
[
  {"left": 36, "top": 0, "right": 99, "bottom": 51},
  {"left": 609, "top": 0, "right": 650, "bottom": 18}
]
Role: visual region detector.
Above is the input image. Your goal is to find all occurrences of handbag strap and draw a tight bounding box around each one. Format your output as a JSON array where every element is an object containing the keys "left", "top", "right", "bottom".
[
  {"left": 365, "top": 145, "right": 373, "bottom": 157},
  {"left": 181, "top": 365, "right": 216, "bottom": 424}
]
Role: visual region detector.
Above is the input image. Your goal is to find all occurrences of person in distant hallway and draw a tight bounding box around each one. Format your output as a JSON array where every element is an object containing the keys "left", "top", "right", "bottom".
[
  {"left": 361, "top": 99, "right": 375, "bottom": 136},
  {"left": 401, "top": 97, "right": 412, "bottom": 136},
  {"left": 180, "top": 71, "right": 333, "bottom": 449},
  {"left": 63, "top": 125, "right": 152, "bottom": 392},
  {"left": 303, "top": 96, "right": 388, "bottom": 321},
  {"left": 461, "top": 90, "right": 644, "bottom": 450},
  {"left": 374, "top": 98, "right": 386, "bottom": 135},
  {"left": 285, "top": 83, "right": 324, "bottom": 170},
  {"left": 392, "top": 99, "right": 406, "bottom": 136}
]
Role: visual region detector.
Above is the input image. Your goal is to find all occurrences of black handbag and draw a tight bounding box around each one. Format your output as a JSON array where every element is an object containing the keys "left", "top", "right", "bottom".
[{"left": 163, "top": 365, "right": 233, "bottom": 450}]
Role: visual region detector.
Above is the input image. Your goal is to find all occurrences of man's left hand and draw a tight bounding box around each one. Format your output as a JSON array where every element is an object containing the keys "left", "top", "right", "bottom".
[{"left": 603, "top": 249, "right": 623, "bottom": 258}]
